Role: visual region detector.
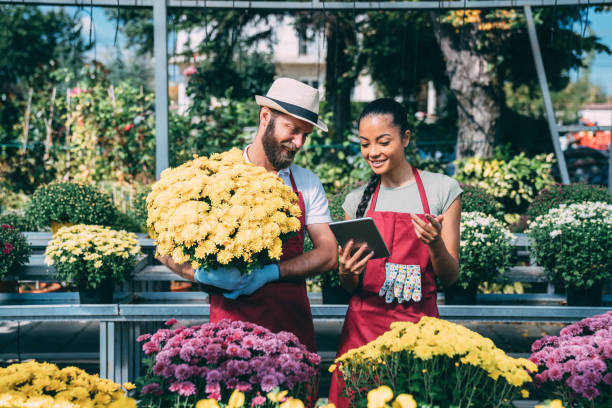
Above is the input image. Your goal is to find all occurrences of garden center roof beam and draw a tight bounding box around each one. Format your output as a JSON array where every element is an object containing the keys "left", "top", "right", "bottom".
[{"left": 3, "top": 0, "right": 612, "bottom": 9}]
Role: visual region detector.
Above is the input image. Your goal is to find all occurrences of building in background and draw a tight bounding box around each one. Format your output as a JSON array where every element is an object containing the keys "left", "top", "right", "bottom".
[{"left": 172, "top": 16, "right": 376, "bottom": 113}]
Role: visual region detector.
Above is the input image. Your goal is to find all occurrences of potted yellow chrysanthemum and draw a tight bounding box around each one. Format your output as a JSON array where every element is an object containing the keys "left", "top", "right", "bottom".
[
  {"left": 147, "top": 148, "right": 302, "bottom": 283},
  {"left": 0, "top": 360, "right": 136, "bottom": 407},
  {"left": 44, "top": 224, "right": 142, "bottom": 303}
]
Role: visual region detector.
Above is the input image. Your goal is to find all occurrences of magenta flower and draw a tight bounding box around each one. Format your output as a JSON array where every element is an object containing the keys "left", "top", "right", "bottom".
[
  {"left": 174, "top": 364, "right": 193, "bottom": 381},
  {"left": 530, "top": 311, "right": 612, "bottom": 404},
  {"left": 165, "top": 318, "right": 178, "bottom": 327},
  {"left": 138, "top": 319, "right": 319, "bottom": 404},
  {"left": 140, "top": 383, "right": 163, "bottom": 396}
]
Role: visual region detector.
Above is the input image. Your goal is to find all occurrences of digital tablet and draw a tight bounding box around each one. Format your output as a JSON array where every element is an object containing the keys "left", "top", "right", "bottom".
[{"left": 329, "top": 217, "right": 390, "bottom": 259}]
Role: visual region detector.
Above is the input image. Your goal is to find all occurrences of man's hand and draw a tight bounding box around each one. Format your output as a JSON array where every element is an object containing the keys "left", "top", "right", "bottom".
[
  {"left": 157, "top": 255, "right": 195, "bottom": 281},
  {"left": 223, "top": 264, "right": 280, "bottom": 299}
]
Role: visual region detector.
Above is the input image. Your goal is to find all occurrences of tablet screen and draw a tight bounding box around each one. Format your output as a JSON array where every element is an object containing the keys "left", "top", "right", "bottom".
[{"left": 329, "top": 217, "right": 390, "bottom": 259}]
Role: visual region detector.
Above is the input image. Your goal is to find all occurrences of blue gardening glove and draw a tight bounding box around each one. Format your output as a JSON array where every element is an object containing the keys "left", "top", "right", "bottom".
[
  {"left": 223, "top": 264, "right": 280, "bottom": 300},
  {"left": 194, "top": 266, "right": 245, "bottom": 291}
]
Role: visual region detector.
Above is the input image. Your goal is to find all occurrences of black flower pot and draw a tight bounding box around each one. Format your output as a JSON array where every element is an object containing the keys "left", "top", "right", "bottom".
[
  {"left": 321, "top": 280, "right": 351, "bottom": 305},
  {"left": 77, "top": 279, "right": 114, "bottom": 304},
  {"left": 566, "top": 282, "right": 603, "bottom": 306},
  {"left": 444, "top": 283, "right": 478, "bottom": 305}
]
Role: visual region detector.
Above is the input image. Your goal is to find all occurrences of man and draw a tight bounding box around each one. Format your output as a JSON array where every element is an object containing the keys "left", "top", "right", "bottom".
[{"left": 159, "top": 78, "right": 338, "bottom": 351}]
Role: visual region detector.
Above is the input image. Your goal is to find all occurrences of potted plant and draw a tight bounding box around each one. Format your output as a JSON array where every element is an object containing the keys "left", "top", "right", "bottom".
[
  {"left": 136, "top": 318, "right": 320, "bottom": 407},
  {"left": 25, "top": 181, "right": 117, "bottom": 234},
  {"left": 527, "top": 183, "right": 612, "bottom": 220},
  {"left": 445, "top": 211, "right": 514, "bottom": 304},
  {"left": 44, "top": 224, "right": 142, "bottom": 303},
  {"left": 527, "top": 202, "right": 611, "bottom": 306},
  {"left": 460, "top": 183, "right": 501, "bottom": 218},
  {"left": 0, "top": 360, "right": 136, "bottom": 407},
  {"left": 0, "top": 224, "right": 31, "bottom": 293},
  {"left": 333, "top": 316, "right": 537, "bottom": 407},
  {"left": 529, "top": 311, "right": 612, "bottom": 406}
]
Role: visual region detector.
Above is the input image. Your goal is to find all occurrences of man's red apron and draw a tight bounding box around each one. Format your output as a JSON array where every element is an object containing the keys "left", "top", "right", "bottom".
[
  {"left": 328, "top": 168, "right": 439, "bottom": 407},
  {"left": 210, "top": 171, "right": 317, "bottom": 352}
]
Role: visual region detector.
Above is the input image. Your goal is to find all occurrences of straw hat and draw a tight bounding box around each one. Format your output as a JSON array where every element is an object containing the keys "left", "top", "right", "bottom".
[{"left": 255, "top": 77, "right": 328, "bottom": 132}]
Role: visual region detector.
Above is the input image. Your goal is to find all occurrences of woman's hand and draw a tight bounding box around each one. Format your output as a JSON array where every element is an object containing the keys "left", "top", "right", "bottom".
[
  {"left": 339, "top": 240, "right": 374, "bottom": 277},
  {"left": 411, "top": 214, "right": 443, "bottom": 246}
]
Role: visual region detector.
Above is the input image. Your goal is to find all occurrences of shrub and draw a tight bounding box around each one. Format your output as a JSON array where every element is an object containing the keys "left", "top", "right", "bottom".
[
  {"left": 25, "top": 182, "right": 116, "bottom": 228},
  {"left": 527, "top": 183, "right": 612, "bottom": 219},
  {"left": 0, "top": 224, "right": 31, "bottom": 279},
  {"left": 0, "top": 211, "right": 38, "bottom": 232},
  {"left": 459, "top": 183, "right": 501, "bottom": 218},
  {"left": 0, "top": 360, "right": 136, "bottom": 407},
  {"left": 136, "top": 319, "right": 320, "bottom": 407},
  {"left": 44, "top": 224, "right": 141, "bottom": 289},
  {"left": 334, "top": 317, "right": 536, "bottom": 407},
  {"left": 527, "top": 202, "right": 612, "bottom": 289},
  {"left": 457, "top": 211, "right": 514, "bottom": 290},
  {"left": 529, "top": 311, "right": 612, "bottom": 406},
  {"left": 454, "top": 152, "right": 555, "bottom": 214}
]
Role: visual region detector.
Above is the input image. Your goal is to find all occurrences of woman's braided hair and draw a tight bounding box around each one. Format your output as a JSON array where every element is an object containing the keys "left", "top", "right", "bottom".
[{"left": 355, "top": 98, "right": 410, "bottom": 219}]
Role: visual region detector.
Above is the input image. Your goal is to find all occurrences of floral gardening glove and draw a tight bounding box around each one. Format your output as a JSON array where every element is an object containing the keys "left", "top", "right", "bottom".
[
  {"left": 380, "top": 263, "right": 421, "bottom": 303},
  {"left": 223, "top": 264, "right": 280, "bottom": 299}
]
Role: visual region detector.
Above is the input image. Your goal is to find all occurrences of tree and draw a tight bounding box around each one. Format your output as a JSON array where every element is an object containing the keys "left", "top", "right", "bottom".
[
  {"left": 358, "top": 7, "right": 610, "bottom": 158},
  {"left": 0, "top": 5, "right": 87, "bottom": 143}
]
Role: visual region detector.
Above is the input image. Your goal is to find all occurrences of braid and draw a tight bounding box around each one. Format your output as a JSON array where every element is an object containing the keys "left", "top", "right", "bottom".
[{"left": 356, "top": 173, "right": 381, "bottom": 218}]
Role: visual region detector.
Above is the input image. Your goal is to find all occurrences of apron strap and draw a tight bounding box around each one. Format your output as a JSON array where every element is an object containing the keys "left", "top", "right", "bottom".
[
  {"left": 412, "top": 167, "right": 431, "bottom": 214},
  {"left": 288, "top": 169, "right": 298, "bottom": 192},
  {"left": 368, "top": 167, "right": 431, "bottom": 215}
]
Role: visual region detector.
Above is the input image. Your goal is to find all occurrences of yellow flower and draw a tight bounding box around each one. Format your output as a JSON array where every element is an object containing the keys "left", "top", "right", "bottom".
[
  {"left": 227, "top": 389, "right": 245, "bottom": 408},
  {"left": 267, "top": 390, "right": 289, "bottom": 403},
  {"left": 195, "top": 399, "right": 220, "bottom": 408},
  {"left": 367, "top": 385, "right": 394, "bottom": 408},
  {"left": 520, "top": 389, "right": 529, "bottom": 399},
  {"left": 393, "top": 394, "right": 417, "bottom": 408},
  {"left": 280, "top": 398, "right": 305, "bottom": 408},
  {"left": 122, "top": 382, "right": 135, "bottom": 391},
  {"left": 328, "top": 364, "right": 337, "bottom": 373}
]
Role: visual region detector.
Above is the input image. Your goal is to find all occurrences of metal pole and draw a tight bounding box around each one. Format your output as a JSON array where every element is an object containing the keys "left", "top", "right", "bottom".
[
  {"left": 154, "top": 0, "right": 169, "bottom": 179},
  {"left": 609, "top": 140, "right": 612, "bottom": 193},
  {"left": 524, "top": 5, "right": 570, "bottom": 184},
  {"left": 2, "top": 0, "right": 612, "bottom": 9}
]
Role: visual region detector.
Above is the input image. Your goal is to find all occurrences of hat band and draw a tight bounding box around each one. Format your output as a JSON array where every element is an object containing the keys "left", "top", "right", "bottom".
[{"left": 265, "top": 96, "right": 318, "bottom": 124}]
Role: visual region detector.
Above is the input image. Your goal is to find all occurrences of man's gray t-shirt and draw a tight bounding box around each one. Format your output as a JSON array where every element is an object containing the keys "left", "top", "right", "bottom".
[{"left": 342, "top": 171, "right": 462, "bottom": 219}]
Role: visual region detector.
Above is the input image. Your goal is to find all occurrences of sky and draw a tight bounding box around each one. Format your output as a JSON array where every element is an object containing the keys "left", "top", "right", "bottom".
[{"left": 54, "top": 5, "right": 612, "bottom": 95}]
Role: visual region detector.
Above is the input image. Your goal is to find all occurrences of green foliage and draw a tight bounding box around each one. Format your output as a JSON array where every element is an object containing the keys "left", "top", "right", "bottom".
[
  {"left": 0, "top": 224, "right": 32, "bottom": 279},
  {"left": 457, "top": 211, "right": 514, "bottom": 290},
  {"left": 454, "top": 149, "right": 556, "bottom": 214},
  {"left": 294, "top": 109, "right": 370, "bottom": 195},
  {"left": 527, "top": 202, "right": 612, "bottom": 289},
  {"left": 186, "top": 52, "right": 275, "bottom": 107},
  {"left": 460, "top": 184, "right": 501, "bottom": 218},
  {"left": 527, "top": 183, "right": 612, "bottom": 220},
  {"left": 131, "top": 186, "right": 152, "bottom": 233},
  {"left": 0, "top": 211, "right": 38, "bottom": 232},
  {"left": 45, "top": 225, "right": 141, "bottom": 289},
  {"left": 172, "top": 98, "right": 258, "bottom": 166},
  {"left": 0, "top": 5, "right": 87, "bottom": 143},
  {"left": 25, "top": 182, "right": 117, "bottom": 228}
]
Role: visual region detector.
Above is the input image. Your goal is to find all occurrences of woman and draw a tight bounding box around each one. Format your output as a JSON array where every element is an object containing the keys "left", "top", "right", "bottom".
[{"left": 328, "top": 98, "right": 461, "bottom": 407}]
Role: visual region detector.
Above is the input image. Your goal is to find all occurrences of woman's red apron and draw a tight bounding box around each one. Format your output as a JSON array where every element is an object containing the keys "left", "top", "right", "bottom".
[
  {"left": 328, "top": 168, "right": 439, "bottom": 407},
  {"left": 210, "top": 171, "right": 317, "bottom": 352}
]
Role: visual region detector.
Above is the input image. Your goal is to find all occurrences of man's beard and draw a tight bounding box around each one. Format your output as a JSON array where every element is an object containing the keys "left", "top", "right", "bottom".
[{"left": 262, "top": 118, "right": 298, "bottom": 171}]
